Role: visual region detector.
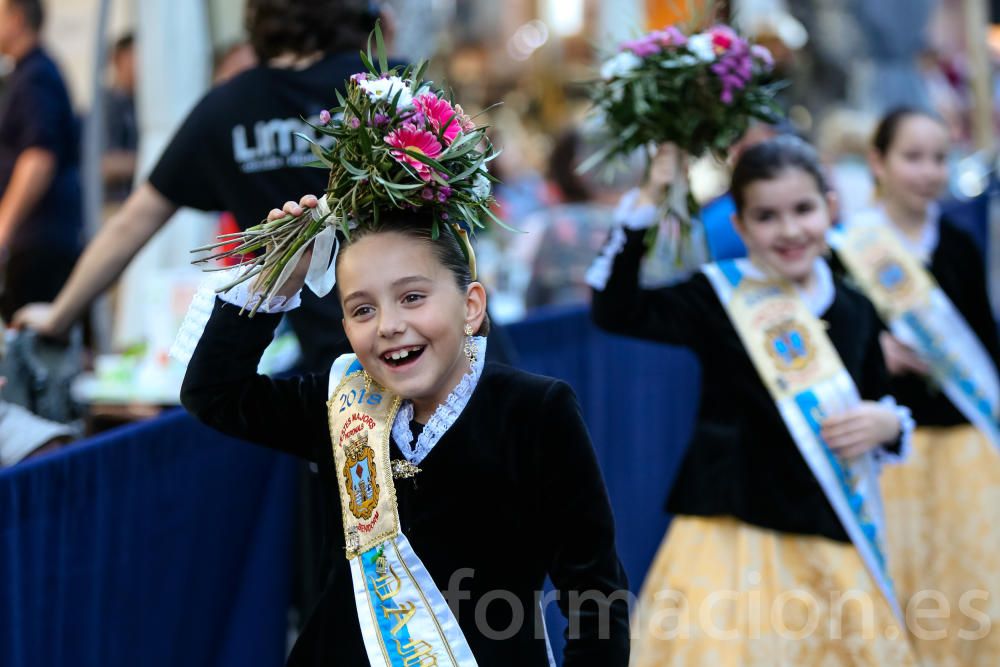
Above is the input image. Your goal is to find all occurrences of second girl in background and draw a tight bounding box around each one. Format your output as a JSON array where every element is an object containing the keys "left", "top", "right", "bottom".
[
  {"left": 590, "top": 136, "right": 918, "bottom": 664},
  {"left": 831, "top": 107, "right": 1000, "bottom": 665}
]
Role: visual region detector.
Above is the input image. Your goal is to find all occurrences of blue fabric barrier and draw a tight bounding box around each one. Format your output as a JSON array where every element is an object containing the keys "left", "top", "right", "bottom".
[
  {"left": 1, "top": 307, "right": 700, "bottom": 666},
  {"left": 1, "top": 410, "right": 298, "bottom": 667},
  {"left": 506, "top": 305, "right": 700, "bottom": 663}
]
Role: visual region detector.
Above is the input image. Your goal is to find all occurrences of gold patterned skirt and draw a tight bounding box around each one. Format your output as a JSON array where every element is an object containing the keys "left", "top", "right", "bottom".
[
  {"left": 881, "top": 424, "right": 1000, "bottom": 666},
  {"left": 629, "top": 515, "right": 918, "bottom": 666}
]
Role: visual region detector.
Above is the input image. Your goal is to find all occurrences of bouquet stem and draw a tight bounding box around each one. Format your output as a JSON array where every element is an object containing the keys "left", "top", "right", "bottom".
[{"left": 643, "top": 147, "right": 706, "bottom": 270}]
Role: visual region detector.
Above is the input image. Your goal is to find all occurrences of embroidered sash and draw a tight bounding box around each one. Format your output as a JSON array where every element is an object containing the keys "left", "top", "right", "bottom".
[
  {"left": 830, "top": 219, "right": 1000, "bottom": 448},
  {"left": 328, "top": 356, "right": 478, "bottom": 666},
  {"left": 703, "top": 259, "right": 902, "bottom": 622}
]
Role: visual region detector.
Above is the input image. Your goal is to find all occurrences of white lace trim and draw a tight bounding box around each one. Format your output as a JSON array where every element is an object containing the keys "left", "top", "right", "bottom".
[
  {"left": 735, "top": 257, "right": 835, "bottom": 316},
  {"left": 872, "top": 395, "right": 915, "bottom": 467},
  {"left": 847, "top": 204, "right": 941, "bottom": 263},
  {"left": 391, "top": 336, "right": 487, "bottom": 464},
  {"left": 586, "top": 188, "right": 661, "bottom": 291},
  {"left": 168, "top": 267, "right": 301, "bottom": 366}
]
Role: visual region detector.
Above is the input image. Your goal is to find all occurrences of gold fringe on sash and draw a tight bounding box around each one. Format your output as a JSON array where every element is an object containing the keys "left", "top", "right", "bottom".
[
  {"left": 881, "top": 424, "right": 1000, "bottom": 666},
  {"left": 630, "top": 516, "right": 918, "bottom": 666}
]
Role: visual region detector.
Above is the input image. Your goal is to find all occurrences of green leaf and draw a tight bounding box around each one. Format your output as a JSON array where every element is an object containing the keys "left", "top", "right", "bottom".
[
  {"left": 374, "top": 21, "right": 388, "bottom": 72},
  {"left": 373, "top": 174, "right": 424, "bottom": 191},
  {"left": 480, "top": 202, "right": 521, "bottom": 233},
  {"left": 293, "top": 131, "right": 317, "bottom": 147},
  {"left": 402, "top": 149, "right": 453, "bottom": 177},
  {"left": 412, "top": 60, "right": 429, "bottom": 88},
  {"left": 338, "top": 157, "right": 369, "bottom": 178},
  {"left": 365, "top": 23, "right": 375, "bottom": 70},
  {"left": 446, "top": 219, "right": 472, "bottom": 264},
  {"left": 359, "top": 49, "right": 376, "bottom": 76},
  {"left": 449, "top": 159, "right": 484, "bottom": 183},
  {"left": 309, "top": 142, "right": 333, "bottom": 167},
  {"left": 468, "top": 101, "right": 503, "bottom": 121},
  {"left": 439, "top": 130, "right": 479, "bottom": 156},
  {"left": 357, "top": 125, "right": 371, "bottom": 153}
]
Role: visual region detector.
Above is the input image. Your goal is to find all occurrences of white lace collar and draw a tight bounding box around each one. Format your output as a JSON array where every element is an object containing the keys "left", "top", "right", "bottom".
[
  {"left": 391, "top": 337, "right": 487, "bottom": 465},
  {"left": 847, "top": 204, "right": 940, "bottom": 263},
  {"left": 735, "top": 257, "right": 835, "bottom": 316}
]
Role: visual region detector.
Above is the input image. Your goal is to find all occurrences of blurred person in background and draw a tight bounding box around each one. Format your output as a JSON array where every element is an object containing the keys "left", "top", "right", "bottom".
[
  {"left": 515, "top": 127, "right": 623, "bottom": 311},
  {"left": 834, "top": 107, "right": 1000, "bottom": 664},
  {"left": 815, "top": 107, "right": 876, "bottom": 220},
  {"left": 102, "top": 33, "right": 138, "bottom": 207},
  {"left": 13, "top": 3, "right": 387, "bottom": 631},
  {"left": 211, "top": 41, "right": 259, "bottom": 267},
  {"left": 0, "top": 0, "right": 82, "bottom": 323},
  {"left": 13, "top": 0, "right": 386, "bottom": 373},
  {"left": 212, "top": 40, "right": 258, "bottom": 86}
]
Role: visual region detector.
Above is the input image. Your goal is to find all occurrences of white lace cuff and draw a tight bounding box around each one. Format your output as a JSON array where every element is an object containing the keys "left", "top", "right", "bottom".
[
  {"left": 585, "top": 226, "right": 627, "bottom": 291},
  {"left": 586, "top": 188, "right": 659, "bottom": 291},
  {"left": 873, "top": 395, "right": 914, "bottom": 466},
  {"left": 169, "top": 266, "right": 300, "bottom": 366},
  {"left": 615, "top": 187, "right": 659, "bottom": 230}
]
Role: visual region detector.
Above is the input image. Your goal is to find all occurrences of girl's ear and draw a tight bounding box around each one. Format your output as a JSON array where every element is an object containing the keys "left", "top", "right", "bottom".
[
  {"left": 868, "top": 148, "right": 886, "bottom": 187},
  {"left": 730, "top": 211, "right": 749, "bottom": 246},
  {"left": 825, "top": 189, "right": 840, "bottom": 224},
  {"left": 464, "top": 282, "right": 487, "bottom": 333}
]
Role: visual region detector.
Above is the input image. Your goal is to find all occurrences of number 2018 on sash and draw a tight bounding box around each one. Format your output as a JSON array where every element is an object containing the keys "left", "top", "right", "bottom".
[{"left": 339, "top": 388, "right": 383, "bottom": 412}]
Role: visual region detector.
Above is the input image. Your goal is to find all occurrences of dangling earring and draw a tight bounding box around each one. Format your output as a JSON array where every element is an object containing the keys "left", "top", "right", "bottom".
[{"left": 463, "top": 323, "right": 477, "bottom": 363}]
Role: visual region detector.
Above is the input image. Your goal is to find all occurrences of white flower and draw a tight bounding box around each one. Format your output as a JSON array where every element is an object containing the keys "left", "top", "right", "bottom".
[
  {"left": 686, "top": 34, "right": 716, "bottom": 62},
  {"left": 359, "top": 75, "right": 413, "bottom": 109},
  {"left": 471, "top": 173, "right": 492, "bottom": 201},
  {"left": 600, "top": 51, "right": 642, "bottom": 80}
]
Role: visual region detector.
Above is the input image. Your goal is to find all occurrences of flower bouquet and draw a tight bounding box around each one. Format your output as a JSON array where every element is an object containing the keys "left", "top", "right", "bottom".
[
  {"left": 191, "top": 23, "right": 504, "bottom": 315},
  {"left": 583, "top": 21, "right": 783, "bottom": 260}
]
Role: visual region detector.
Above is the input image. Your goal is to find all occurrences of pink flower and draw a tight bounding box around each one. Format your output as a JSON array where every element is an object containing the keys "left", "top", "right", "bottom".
[
  {"left": 709, "top": 26, "right": 739, "bottom": 52},
  {"left": 659, "top": 26, "right": 687, "bottom": 46},
  {"left": 384, "top": 123, "right": 442, "bottom": 180},
  {"left": 348, "top": 117, "right": 361, "bottom": 129},
  {"left": 453, "top": 105, "right": 476, "bottom": 132},
  {"left": 413, "top": 93, "right": 462, "bottom": 145},
  {"left": 350, "top": 73, "right": 368, "bottom": 85},
  {"left": 620, "top": 36, "right": 661, "bottom": 57},
  {"left": 645, "top": 27, "right": 687, "bottom": 49},
  {"left": 319, "top": 109, "right": 331, "bottom": 125},
  {"left": 751, "top": 44, "right": 774, "bottom": 70},
  {"left": 373, "top": 112, "right": 390, "bottom": 127}
]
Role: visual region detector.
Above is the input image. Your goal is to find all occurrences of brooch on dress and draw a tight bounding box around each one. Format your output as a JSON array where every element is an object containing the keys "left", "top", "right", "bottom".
[{"left": 391, "top": 459, "right": 422, "bottom": 479}]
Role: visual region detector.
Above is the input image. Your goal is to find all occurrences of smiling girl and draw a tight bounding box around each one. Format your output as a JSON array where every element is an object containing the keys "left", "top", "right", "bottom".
[
  {"left": 590, "top": 136, "right": 917, "bottom": 664},
  {"left": 180, "top": 194, "right": 631, "bottom": 665},
  {"left": 831, "top": 107, "right": 1000, "bottom": 665}
]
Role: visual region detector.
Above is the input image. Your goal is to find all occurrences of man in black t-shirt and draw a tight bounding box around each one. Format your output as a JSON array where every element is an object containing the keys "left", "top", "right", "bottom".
[
  {"left": 0, "top": 0, "right": 83, "bottom": 322},
  {"left": 13, "top": 0, "right": 383, "bottom": 372}
]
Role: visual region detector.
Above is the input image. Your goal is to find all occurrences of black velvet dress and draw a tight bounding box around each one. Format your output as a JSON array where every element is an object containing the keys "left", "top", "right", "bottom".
[{"left": 181, "top": 299, "right": 631, "bottom": 666}]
